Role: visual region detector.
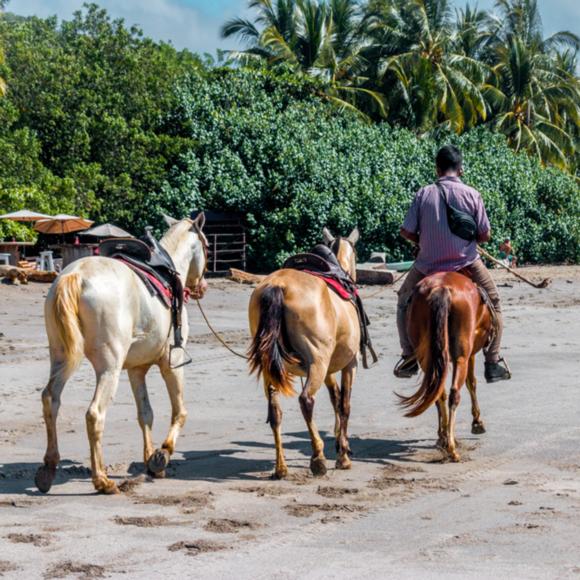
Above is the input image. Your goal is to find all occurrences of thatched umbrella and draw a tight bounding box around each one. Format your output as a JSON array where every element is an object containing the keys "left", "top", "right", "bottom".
[
  {"left": 79, "top": 224, "right": 133, "bottom": 238},
  {"left": 34, "top": 214, "right": 94, "bottom": 235},
  {"left": 0, "top": 210, "right": 52, "bottom": 221}
]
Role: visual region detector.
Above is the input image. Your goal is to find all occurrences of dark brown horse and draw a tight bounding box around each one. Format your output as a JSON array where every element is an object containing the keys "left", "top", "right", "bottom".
[
  {"left": 248, "top": 228, "right": 360, "bottom": 478},
  {"left": 399, "top": 271, "right": 494, "bottom": 461}
]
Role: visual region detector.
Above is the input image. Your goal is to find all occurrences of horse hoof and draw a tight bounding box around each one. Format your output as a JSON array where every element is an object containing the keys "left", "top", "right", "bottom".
[
  {"left": 449, "top": 451, "right": 461, "bottom": 463},
  {"left": 271, "top": 467, "right": 288, "bottom": 480},
  {"left": 147, "top": 469, "right": 166, "bottom": 479},
  {"left": 35, "top": 464, "right": 56, "bottom": 494},
  {"left": 310, "top": 457, "right": 327, "bottom": 477},
  {"left": 471, "top": 422, "right": 486, "bottom": 435},
  {"left": 335, "top": 456, "right": 352, "bottom": 470},
  {"left": 147, "top": 449, "right": 170, "bottom": 474},
  {"left": 94, "top": 477, "right": 120, "bottom": 495}
]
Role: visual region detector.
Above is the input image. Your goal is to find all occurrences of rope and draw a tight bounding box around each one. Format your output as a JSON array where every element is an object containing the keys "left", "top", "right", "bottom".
[
  {"left": 195, "top": 299, "right": 249, "bottom": 360},
  {"left": 359, "top": 266, "right": 412, "bottom": 299}
]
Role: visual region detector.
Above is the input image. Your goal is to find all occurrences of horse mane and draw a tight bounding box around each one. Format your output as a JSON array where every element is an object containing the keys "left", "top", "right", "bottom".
[{"left": 159, "top": 219, "right": 194, "bottom": 255}]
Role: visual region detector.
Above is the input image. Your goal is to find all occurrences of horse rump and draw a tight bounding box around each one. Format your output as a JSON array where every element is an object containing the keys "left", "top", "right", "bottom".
[
  {"left": 398, "top": 286, "right": 451, "bottom": 417},
  {"left": 248, "top": 285, "right": 298, "bottom": 397}
]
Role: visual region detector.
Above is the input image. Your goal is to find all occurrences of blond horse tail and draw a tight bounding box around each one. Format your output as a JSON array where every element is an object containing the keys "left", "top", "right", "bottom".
[
  {"left": 49, "top": 272, "right": 84, "bottom": 371},
  {"left": 248, "top": 286, "right": 298, "bottom": 397},
  {"left": 398, "top": 286, "right": 450, "bottom": 417}
]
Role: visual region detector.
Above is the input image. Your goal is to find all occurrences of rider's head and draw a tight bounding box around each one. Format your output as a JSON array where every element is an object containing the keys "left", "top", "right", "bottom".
[{"left": 436, "top": 145, "right": 463, "bottom": 177}]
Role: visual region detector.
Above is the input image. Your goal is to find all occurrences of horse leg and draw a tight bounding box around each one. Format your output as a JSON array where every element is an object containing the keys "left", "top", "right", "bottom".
[
  {"left": 147, "top": 361, "right": 188, "bottom": 476},
  {"left": 447, "top": 356, "right": 469, "bottom": 462},
  {"left": 267, "top": 384, "right": 288, "bottom": 479},
  {"left": 86, "top": 365, "right": 122, "bottom": 494},
  {"left": 299, "top": 364, "right": 327, "bottom": 476},
  {"left": 324, "top": 374, "right": 341, "bottom": 452},
  {"left": 127, "top": 365, "right": 155, "bottom": 467},
  {"left": 435, "top": 390, "right": 449, "bottom": 450},
  {"left": 466, "top": 355, "right": 486, "bottom": 434},
  {"left": 336, "top": 358, "right": 356, "bottom": 470},
  {"left": 35, "top": 357, "right": 75, "bottom": 493}
]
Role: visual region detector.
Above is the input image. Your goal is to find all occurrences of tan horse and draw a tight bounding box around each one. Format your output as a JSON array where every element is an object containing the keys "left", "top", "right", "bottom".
[
  {"left": 35, "top": 215, "right": 208, "bottom": 494},
  {"left": 248, "top": 228, "right": 361, "bottom": 478},
  {"left": 399, "top": 271, "right": 493, "bottom": 461}
]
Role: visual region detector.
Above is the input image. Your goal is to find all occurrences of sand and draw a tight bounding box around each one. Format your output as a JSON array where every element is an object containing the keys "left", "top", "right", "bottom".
[{"left": 0, "top": 265, "right": 579, "bottom": 579}]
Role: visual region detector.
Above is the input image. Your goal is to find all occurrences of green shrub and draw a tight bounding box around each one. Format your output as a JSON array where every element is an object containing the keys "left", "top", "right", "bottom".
[{"left": 161, "top": 69, "right": 580, "bottom": 270}]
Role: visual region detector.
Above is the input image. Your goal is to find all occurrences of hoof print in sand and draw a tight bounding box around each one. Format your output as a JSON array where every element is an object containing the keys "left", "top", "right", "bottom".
[{"left": 168, "top": 540, "right": 227, "bottom": 557}]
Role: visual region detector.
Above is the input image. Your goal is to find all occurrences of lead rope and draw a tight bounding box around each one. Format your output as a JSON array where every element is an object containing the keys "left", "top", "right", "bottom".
[
  {"left": 195, "top": 299, "right": 249, "bottom": 360},
  {"left": 359, "top": 266, "right": 411, "bottom": 300}
]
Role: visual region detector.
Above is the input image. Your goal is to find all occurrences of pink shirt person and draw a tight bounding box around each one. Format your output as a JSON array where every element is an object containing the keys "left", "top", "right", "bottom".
[{"left": 402, "top": 176, "right": 490, "bottom": 275}]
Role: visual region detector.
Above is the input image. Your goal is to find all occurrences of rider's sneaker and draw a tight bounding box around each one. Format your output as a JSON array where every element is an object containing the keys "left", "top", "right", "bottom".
[
  {"left": 394, "top": 355, "right": 419, "bottom": 378},
  {"left": 484, "top": 359, "right": 512, "bottom": 383}
]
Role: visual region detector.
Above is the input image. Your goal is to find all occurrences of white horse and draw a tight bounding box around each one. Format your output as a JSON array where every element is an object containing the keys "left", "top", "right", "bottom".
[{"left": 35, "top": 214, "right": 208, "bottom": 494}]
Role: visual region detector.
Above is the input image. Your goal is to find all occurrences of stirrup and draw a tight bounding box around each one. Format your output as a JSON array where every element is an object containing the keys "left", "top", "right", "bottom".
[
  {"left": 497, "top": 357, "right": 511, "bottom": 378},
  {"left": 394, "top": 355, "right": 418, "bottom": 378},
  {"left": 169, "top": 344, "right": 193, "bottom": 369}
]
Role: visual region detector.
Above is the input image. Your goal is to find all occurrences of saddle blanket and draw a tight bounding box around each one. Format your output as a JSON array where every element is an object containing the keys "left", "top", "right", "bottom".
[{"left": 302, "top": 270, "right": 357, "bottom": 301}]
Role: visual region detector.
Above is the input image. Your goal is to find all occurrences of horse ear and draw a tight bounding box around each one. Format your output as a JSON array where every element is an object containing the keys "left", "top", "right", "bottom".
[
  {"left": 191, "top": 212, "right": 205, "bottom": 232},
  {"left": 348, "top": 227, "right": 360, "bottom": 245},
  {"left": 163, "top": 214, "right": 179, "bottom": 227},
  {"left": 322, "top": 227, "right": 335, "bottom": 245}
]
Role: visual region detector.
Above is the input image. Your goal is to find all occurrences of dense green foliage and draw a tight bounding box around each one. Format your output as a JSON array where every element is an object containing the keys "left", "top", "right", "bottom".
[
  {"left": 0, "top": 4, "right": 578, "bottom": 269},
  {"left": 224, "top": 0, "right": 580, "bottom": 172},
  {"left": 0, "top": 4, "right": 202, "bottom": 239},
  {"left": 164, "top": 69, "right": 580, "bottom": 269}
]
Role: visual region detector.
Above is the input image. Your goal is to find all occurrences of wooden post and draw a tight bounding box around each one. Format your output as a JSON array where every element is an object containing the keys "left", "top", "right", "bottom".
[{"left": 212, "top": 234, "right": 217, "bottom": 273}]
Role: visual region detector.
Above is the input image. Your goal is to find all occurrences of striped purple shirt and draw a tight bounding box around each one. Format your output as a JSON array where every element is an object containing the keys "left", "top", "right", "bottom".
[{"left": 402, "top": 176, "right": 490, "bottom": 275}]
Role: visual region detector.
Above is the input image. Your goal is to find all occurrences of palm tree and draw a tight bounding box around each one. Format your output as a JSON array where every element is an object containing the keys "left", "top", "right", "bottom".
[
  {"left": 363, "top": 0, "right": 490, "bottom": 133},
  {"left": 484, "top": 0, "right": 580, "bottom": 168},
  {"left": 222, "top": 0, "right": 386, "bottom": 119},
  {"left": 0, "top": 0, "right": 7, "bottom": 96}
]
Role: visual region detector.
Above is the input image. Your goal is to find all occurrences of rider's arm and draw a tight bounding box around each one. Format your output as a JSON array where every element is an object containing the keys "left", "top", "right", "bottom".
[
  {"left": 400, "top": 227, "right": 419, "bottom": 244},
  {"left": 475, "top": 191, "right": 491, "bottom": 244},
  {"left": 401, "top": 189, "right": 421, "bottom": 245},
  {"left": 478, "top": 229, "right": 491, "bottom": 244}
]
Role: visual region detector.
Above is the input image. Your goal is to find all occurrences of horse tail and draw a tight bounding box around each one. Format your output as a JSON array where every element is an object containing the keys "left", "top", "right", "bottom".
[
  {"left": 399, "top": 286, "right": 451, "bottom": 417},
  {"left": 47, "top": 272, "right": 84, "bottom": 372},
  {"left": 248, "top": 285, "right": 298, "bottom": 397}
]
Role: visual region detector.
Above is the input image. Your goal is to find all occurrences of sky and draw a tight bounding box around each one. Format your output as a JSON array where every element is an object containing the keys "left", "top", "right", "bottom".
[{"left": 7, "top": 0, "right": 580, "bottom": 56}]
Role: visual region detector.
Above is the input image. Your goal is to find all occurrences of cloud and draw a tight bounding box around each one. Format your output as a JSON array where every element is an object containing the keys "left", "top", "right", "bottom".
[
  {"left": 8, "top": 0, "right": 250, "bottom": 54},
  {"left": 8, "top": 0, "right": 579, "bottom": 54}
]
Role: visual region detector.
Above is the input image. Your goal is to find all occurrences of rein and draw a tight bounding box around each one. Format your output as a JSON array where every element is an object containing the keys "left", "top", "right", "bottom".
[{"left": 195, "top": 299, "right": 249, "bottom": 360}]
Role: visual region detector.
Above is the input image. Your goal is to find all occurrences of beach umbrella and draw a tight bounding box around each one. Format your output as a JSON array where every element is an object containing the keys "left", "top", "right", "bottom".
[
  {"left": 79, "top": 223, "right": 133, "bottom": 238},
  {"left": 0, "top": 210, "right": 52, "bottom": 222},
  {"left": 34, "top": 214, "right": 94, "bottom": 235}
]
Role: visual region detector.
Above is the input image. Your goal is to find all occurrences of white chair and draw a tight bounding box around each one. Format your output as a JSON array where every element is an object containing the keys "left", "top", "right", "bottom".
[
  {"left": 0, "top": 253, "right": 11, "bottom": 266},
  {"left": 38, "top": 251, "right": 55, "bottom": 272}
]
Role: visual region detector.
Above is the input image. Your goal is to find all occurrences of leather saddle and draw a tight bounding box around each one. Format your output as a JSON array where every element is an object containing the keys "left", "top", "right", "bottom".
[
  {"left": 283, "top": 244, "right": 378, "bottom": 369},
  {"left": 99, "top": 229, "right": 188, "bottom": 362}
]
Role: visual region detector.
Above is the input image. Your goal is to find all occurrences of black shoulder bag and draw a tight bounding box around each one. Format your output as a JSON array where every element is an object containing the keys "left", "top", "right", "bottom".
[{"left": 437, "top": 183, "right": 478, "bottom": 242}]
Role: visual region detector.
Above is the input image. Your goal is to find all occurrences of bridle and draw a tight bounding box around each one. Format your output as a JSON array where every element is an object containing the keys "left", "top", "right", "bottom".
[{"left": 328, "top": 236, "right": 357, "bottom": 281}]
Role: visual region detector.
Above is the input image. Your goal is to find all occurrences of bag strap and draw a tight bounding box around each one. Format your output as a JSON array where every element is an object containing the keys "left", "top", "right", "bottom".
[{"left": 436, "top": 182, "right": 450, "bottom": 207}]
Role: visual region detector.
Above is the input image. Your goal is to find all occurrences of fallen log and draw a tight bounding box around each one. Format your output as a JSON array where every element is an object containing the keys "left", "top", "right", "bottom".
[
  {"left": 229, "top": 268, "right": 266, "bottom": 285},
  {"left": 0, "top": 265, "right": 28, "bottom": 285},
  {"left": 0, "top": 265, "right": 57, "bottom": 284},
  {"left": 26, "top": 270, "right": 58, "bottom": 283}
]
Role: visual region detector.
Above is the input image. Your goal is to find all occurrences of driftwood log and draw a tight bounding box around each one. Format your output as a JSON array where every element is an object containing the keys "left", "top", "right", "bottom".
[
  {"left": 0, "top": 265, "right": 58, "bottom": 284},
  {"left": 229, "top": 268, "right": 266, "bottom": 284}
]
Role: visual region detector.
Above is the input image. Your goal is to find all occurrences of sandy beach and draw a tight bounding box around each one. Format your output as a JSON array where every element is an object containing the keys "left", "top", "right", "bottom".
[{"left": 1, "top": 266, "right": 579, "bottom": 579}]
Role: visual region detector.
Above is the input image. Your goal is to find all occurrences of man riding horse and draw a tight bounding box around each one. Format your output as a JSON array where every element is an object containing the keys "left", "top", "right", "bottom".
[{"left": 394, "top": 145, "right": 511, "bottom": 384}]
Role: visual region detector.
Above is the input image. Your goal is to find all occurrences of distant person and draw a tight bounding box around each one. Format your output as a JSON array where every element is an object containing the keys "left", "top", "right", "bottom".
[
  {"left": 394, "top": 145, "right": 511, "bottom": 383},
  {"left": 498, "top": 238, "right": 517, "bottom": 268}
]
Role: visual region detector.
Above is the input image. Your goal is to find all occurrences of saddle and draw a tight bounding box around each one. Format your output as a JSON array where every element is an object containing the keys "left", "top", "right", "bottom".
[
  {"left": 100, "top": 229, "right": 188, "bottom": 364},
  {"left": 283, "top": 244, "right": 378, "bottom": 369}
]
